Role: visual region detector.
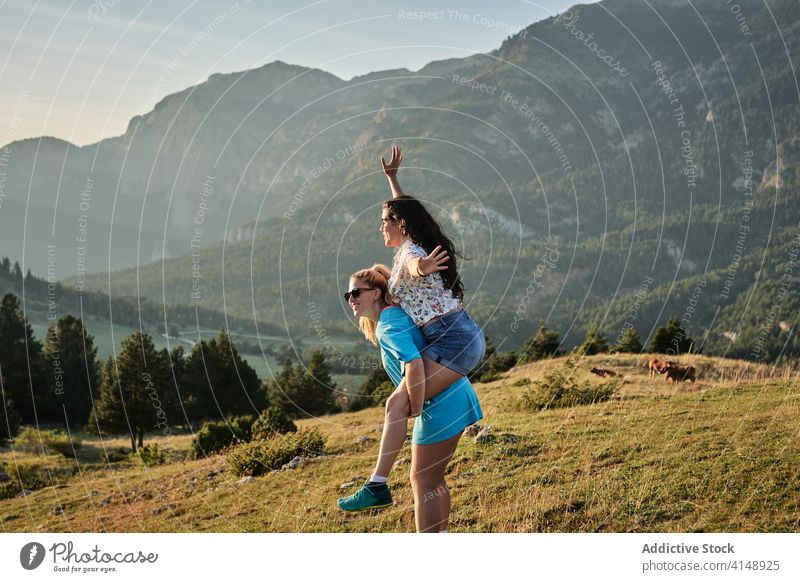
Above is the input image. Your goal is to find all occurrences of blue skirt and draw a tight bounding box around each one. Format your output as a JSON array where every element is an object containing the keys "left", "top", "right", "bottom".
[{"left": 412, "top": 377, "right": 483, "bottom": 445}]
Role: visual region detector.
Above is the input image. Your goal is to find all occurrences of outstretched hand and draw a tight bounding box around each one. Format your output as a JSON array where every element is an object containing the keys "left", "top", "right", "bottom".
[
  {"left": 415, "top": 245, "right": 449, "bottom": 276},
  {"left": 380, "top": 146, "right": 403, "bottom": 178}
]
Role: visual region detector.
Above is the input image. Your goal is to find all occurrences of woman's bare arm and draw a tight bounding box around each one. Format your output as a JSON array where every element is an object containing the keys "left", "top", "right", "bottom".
[
  {"left": 381, "top": 146, "right": 405, "bottom": 198},
  {"left": 405, "top": 245, "right": 450, "bottom": 278},
  {"left": 401, "top": 358, "right": 426, "bottom": 417}
]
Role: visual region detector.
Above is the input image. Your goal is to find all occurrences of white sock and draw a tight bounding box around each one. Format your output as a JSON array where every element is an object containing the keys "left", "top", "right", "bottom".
[{"left": 369, "top": 474, "right": 388, "bottom": 484}]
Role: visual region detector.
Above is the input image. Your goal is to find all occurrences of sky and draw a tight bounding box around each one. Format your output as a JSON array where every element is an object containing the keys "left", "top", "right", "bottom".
[{"left": 0, "top": 0, "right": 597, "bottom": 146}]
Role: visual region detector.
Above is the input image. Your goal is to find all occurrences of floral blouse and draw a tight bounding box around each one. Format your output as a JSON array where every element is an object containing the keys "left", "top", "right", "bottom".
[{"left": 389, "top": 239, "right": 460, "bottom": 326}]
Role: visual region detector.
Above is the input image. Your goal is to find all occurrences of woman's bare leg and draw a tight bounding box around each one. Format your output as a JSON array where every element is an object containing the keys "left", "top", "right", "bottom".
[
  {"left": 437, "top": 482, "right": 451, "bottom": 532},
  {"left": 410, "top": 432, "right": 461, "bottom": 533},
  {"left": 371, "top": 387, "right": 410, "bottom": 479},
  {"left": 422, "top": 355, "right": 463, "bottom": 400},
  {"left": 371, "top": 357, "right": 464, "bottom": 480}
]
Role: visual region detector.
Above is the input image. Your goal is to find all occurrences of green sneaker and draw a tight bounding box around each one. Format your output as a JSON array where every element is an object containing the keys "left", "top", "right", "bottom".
[{"left": 337, "top": 483, "right": 393, "bottom": 512}]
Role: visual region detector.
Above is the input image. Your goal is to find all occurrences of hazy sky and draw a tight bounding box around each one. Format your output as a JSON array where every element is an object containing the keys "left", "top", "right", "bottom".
[{"left": 0, "top": 0, "right": 595, "bottom": 146}]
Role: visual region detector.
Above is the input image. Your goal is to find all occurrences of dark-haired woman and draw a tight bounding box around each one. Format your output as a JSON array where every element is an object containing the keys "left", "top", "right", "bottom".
[
  {"left": 379, "top": 146, "right": 486, "bottom": 400},
  {"left": 337, "top": 147, "right": 485, "bottom": 513}
]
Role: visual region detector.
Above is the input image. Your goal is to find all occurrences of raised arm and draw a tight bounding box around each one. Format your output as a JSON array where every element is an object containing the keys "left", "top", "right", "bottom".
[{"left": 380, "top": 146, "right": 405, "bottom": 198}]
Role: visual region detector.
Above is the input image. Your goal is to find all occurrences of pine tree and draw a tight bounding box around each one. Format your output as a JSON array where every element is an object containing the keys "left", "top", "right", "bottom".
[
  {"left": 182, "top": 341, "right": 207, "bottom": 421},
  {"left": 86, "top": 357, "right": 126, "bottom": 439},
  {"left": 649, "top": 317, "right": 696, "bottom": 354},
  {"left": 88, "top": 332, "right": 171, "bottom": 452},
  {"left": 612, "top": 327, "right": 643, "bottom": 353},
  {"left": 300, "top": 350, "right": 337, "bottom": 416},
  {"left": 265, "top": 358, "right": 294, "bottom": 413},
  {"left": 43, "top": 315, "right": 100, "bottom": 427},
  {"left": 265, "top": 353, "right": 336, "bottom": 418},
  {"left": 579, "top": 323, "right": 609, "bottom": 355},
  {"left": 0, "top": 293, "right": 49, "bottom": 423},
  {"left": 164, "top": 344, "right": 187, "bottom": 424},
  {"left": 519, "top": 321, "right": 562, "bottom": 364},
  {"left": 183, "top": 330, "right": 263, "bottom": 423},
  {"left": 211, "top": 329, "right": 264, "bottom": 415}
]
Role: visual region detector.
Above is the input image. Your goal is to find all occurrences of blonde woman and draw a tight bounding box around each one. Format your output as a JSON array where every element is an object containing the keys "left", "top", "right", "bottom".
[{"left": 338, "top": 264, "right": 482, "bottom": 532}]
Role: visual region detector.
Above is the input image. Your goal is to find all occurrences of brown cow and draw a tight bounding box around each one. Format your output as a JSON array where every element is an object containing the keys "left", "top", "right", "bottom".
[
  {"left": 663, "top": 362, "right": 696, "bottom": 383},
  {"left": 648, "top": 357, "right": 672, "bottom": 377}
]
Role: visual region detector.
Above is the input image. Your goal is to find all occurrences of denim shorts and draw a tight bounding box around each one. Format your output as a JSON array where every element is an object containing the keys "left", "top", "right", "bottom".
[{"left": 420, "top": 309, "right": 485, "bottom": 376}]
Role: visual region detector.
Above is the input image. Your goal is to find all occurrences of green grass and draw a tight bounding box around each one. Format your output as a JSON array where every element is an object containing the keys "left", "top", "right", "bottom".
[{"left": 1, "top": 353, "right": 798, "bottom": 532}]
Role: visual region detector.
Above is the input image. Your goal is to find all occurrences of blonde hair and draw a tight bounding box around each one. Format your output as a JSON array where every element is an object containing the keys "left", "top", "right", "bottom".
[{"left": 351, "top": 263, "right": 394, "bottom": 346}]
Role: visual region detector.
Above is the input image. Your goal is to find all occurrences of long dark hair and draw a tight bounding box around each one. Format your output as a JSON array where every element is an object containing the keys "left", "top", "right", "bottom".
[{"left": 383, "top": 195, "right": 464, "bottom": 300}]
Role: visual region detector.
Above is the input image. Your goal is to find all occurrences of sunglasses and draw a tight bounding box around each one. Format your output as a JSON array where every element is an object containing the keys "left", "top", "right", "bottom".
[{"left": 344, "top": 287, "right": 375, "bottom": 301}]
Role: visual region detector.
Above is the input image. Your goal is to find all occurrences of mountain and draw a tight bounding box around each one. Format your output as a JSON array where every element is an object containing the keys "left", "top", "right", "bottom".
[{"left": 4, "top": 0, "right": 800, "bottom": 359}]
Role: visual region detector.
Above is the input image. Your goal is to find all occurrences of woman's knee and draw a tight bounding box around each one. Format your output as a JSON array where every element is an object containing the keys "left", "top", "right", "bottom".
[
  {"left": 385, "top": 389, "right": 409, "bottom": 418},
  {"left": 410, "top": 466, "right": 441, "bottom": 491}
]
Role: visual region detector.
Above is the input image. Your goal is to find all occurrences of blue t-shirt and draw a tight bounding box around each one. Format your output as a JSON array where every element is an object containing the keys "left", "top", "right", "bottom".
[
  {"left": 376, "top": 306, "right": 423, "bottom": 385},
  {"left": 375, "top": 305, "right": 483, "bottom": 445},
  {"left": 376, "top": 306, "right": 471, "bottom": 392}
]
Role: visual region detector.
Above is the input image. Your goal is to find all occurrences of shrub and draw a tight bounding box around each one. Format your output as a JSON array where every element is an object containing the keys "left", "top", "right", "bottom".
[
  {"left": 191, "top": 422, "right": 230, "bottom": 457},
  {"left": 137, "top": 444, "right": 165, "bottom": 466},
  {"left": 0, "top": 479, "right": 21, "bottom": 500},
  {"left": 519, "top": 379, "right": 617, "bottom": 411},
  {"left": 478, "top": 371, "right": 501, "bottom": 383},
  {"left": 225, "top": 427, "right": 326, "bottom": 477},
  {"left": 517, "top": 354, "right": 617, "bottom": 411},
  {"left": 103, "top": 448, "right": 129, "bottom": 463},
  {"left": 14, "top": 427, "right": 82, "bottom": 457},
  {"left": 191, "top": 415, "right": 253, "bottom": 458},
  {"left": 1, "top": 464, "right": 78, "bottom": 499},
  {"left": 252, "top": 407, "right": 297, "bottom": 440},
  {"left": 230, "top": 415, "right": 255, "bottom": 441},
  {"left": 0, "top": 461, "right": 19, "bottom": 499}
]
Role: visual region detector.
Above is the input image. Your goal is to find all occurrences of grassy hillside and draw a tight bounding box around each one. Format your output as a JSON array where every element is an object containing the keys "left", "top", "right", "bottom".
[{"left": 2, "top": 354, "right": 798, "bottom": 533}]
